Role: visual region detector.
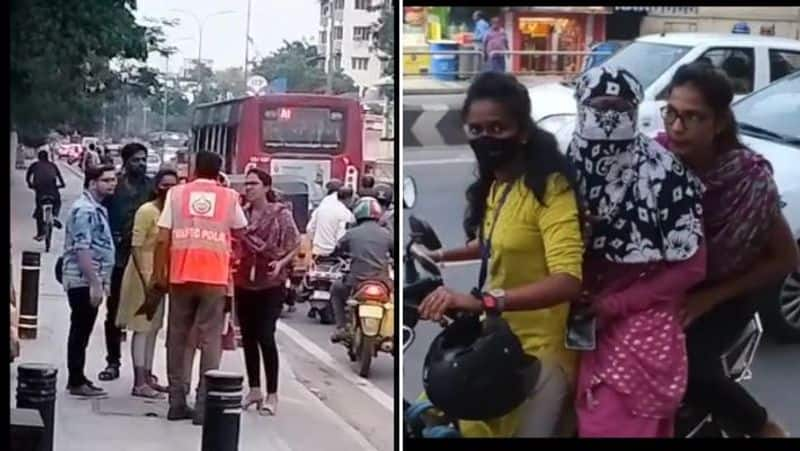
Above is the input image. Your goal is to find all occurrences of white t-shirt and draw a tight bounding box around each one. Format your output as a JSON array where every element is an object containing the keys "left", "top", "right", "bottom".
[
  {"left": 307, "top": 194, "right": 355, "bottom": 256},
  {"left": 157, "top": 180, "right": 247, "bottom": 230}
]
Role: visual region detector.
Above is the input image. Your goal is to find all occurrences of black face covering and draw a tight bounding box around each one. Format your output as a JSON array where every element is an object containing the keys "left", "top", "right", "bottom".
[{"left": 468, "top": 136, "right": 521, "bottom": 173}]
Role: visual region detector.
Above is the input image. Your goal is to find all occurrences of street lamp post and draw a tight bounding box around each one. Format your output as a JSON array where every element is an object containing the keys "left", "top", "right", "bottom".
[
  {"left": 244, "top": 0, "right": 252, "bottom": 90},
  {"left": 170, "top": 9, "right": 236, "bottom": 66}
]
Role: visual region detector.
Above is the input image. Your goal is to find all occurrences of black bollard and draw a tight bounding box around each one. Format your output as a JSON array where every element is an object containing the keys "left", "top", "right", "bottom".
[
  {"left": 10, "top": 408, "right": 44, "bottom": 451},
  {"left": 16, "top": 363, "right": 57, "bottom": 451},
  {"left": 19, "top": 252, "right": 41, "bottom": 339},
  {"left": 201, "top": 370, "right": 243, "bottom": 451}
]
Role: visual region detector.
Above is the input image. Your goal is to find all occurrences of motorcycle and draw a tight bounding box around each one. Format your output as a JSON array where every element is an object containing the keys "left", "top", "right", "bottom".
[
  {"left": 302, "top": 256, "right": 348, "bottom": 325},
  {"left": 340, "top": 273, "right": 394, "bottom": 378},
  {"left": 401, "top": 176, "right": 463, "bottom": 438}
]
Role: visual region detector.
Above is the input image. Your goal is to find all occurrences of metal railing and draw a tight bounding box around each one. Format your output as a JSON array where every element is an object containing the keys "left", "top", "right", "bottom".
[{"left": 403, "top": 49, "right": 612, "bottom": 78}]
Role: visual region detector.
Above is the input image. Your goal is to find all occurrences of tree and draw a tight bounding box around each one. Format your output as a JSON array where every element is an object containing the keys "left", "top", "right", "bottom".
[
  {"left": 10, "top": 0, "right": 169, "bottom": 144},
  {"left": 250, "top": 40, "right": 356, "bottom": 94}
]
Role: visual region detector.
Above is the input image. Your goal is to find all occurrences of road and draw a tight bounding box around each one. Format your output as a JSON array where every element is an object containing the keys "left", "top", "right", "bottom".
[
  {"left": 402, "top": 145, "right": 800, "bottom": 435},
  {"left": 10, "top": 160, "right": 394, "bottom": 451}
]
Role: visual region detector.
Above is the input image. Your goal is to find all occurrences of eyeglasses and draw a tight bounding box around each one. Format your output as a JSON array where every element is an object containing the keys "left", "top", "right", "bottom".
[
  {"left": 463, "top": 122, "right": 515, "bottom": 139},
  {"left": 660, "top": 106, "right": 709, "bottom": 129}
]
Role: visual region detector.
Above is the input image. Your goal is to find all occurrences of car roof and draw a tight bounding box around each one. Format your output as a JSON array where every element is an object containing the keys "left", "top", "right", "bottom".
[{"left": 637, "top": 33, "right": 800, "bottom": 50}]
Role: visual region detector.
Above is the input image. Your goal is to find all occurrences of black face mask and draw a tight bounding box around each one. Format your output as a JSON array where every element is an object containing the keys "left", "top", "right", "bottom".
[{"left": 468, "top": 136, "right": 521, "bottom": 173}]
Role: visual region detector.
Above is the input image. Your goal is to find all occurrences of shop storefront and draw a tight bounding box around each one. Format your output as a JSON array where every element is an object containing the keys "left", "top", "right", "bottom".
[{"left": 507, "top": 7, "right": 610, "bottom": 74}]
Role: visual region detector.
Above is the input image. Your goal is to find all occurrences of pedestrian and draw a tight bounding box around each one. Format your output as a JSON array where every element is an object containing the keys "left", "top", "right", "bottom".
[
  {"left": 236, "top": 168, "right": 301, "bottom": 416},
  {"left": 98, "top": 142, "right": 152, "bottom": 382},
  {"left": 61, "top": 164, "right": 118, "bottom": 396},
  {"left": 115, "top": 169, "right": 179, "bottom": 399},
  {"left": 81, "top": 143, "right": 101, "bottom": 173},
  {"left": 26, "top": 149, "right": 66, "bottom": 240},
  {"left": 656, "top": 62, "right": 796, "bottom": 437},
  {"left": 307, "top": 180, "right": 355, "bottom": 259},
  {"left": 472, "top": 10, "right": 490, "bottom": 48},
  {"left": 566, "top": 66, "right": 707, "bottom": 437},
  {"left": 483, "top": 17, "right": 509, "bottom": 73},
  {"left": 147, "top": 151, "right": 247, "bottom": 424},
  {"left": 359, "top": 174, "right": 376, "bottom": 198},
  {"left": 418, "top": 72, "right": 585, "bottom": 437}
]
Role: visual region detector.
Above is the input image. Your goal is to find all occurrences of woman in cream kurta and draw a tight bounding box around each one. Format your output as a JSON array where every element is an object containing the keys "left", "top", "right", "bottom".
[{"left": 116, "top": 169, "right": 178, "bottom": 398}]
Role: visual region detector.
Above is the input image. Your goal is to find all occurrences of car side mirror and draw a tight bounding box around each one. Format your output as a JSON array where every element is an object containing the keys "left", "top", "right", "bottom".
[{"left": 403, "top": 176, "right": 417, "bottom": 209}]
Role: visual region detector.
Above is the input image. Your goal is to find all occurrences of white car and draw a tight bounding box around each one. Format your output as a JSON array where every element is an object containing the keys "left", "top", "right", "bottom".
[
  {"left": 530, "top": 33, "right": 800, "bottom": 148},
  {"left": 729, "top": 70, "right": 800, "bottom": 342},
  {"left": 146, "top": 153, "right": 162, "bottom": 176}
]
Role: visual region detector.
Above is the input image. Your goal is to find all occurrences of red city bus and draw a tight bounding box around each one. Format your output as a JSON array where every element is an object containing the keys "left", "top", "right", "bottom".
[{"left": 187, "top": 94, "right": 364, "bottom": 190}]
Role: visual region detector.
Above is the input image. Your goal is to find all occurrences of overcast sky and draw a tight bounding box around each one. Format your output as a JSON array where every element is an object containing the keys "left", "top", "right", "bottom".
[{"left": 136, "top": 0, "right": 320, "bottom": 73}]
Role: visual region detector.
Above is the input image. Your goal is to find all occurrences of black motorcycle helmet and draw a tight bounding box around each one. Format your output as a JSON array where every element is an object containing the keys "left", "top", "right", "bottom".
[
  {"left": 422, "top": 314, "right": 540, "bottom": 421},
  {"left": 325, "top": 178, "right": 344, "bottom": 195},
  {"left": 374, "top": 183, "right": 394, "bottom": 209}
]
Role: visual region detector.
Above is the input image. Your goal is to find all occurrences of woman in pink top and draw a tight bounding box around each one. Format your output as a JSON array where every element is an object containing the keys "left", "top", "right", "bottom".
[
  {"left": 235, "top": 168, "right": 301, "bottom": 416},
  {"left": 566, "top": 66, "right": 707, "bottom": 437}
]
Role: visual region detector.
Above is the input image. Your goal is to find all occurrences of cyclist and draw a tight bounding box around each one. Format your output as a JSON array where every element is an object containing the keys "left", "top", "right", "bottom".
[{"left": 27, "top": 149, "right": 66, "bottom": 241}]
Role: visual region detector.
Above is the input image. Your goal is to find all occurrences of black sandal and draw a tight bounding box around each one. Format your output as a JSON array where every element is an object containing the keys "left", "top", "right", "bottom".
[{"left": 98, "top": 365, "right": 120, "bottom": 381}]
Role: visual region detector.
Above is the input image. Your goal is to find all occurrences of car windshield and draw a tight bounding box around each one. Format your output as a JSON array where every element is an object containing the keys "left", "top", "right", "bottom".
[
  {"left": 599, "top": 41, "right": 691, "bottom": 90},
  {"left": 733, "top": 72, "right": 800, "bottom": 144}
]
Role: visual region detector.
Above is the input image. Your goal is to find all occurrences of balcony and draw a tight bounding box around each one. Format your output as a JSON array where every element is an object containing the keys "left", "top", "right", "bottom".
[
  {"left": 333, "top": 40, "right": 342, "bottom": 54},
  {"left": 334, "top": 9, "right": 343, "bottom": 22}
]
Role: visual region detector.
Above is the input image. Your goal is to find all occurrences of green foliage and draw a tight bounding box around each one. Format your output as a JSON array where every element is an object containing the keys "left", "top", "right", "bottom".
[
  {"left": 10, "top": 0, "right": 169, "bottom": 142},
  {"left": 250, "top": 40, "right": 357, "bottom": 94}
]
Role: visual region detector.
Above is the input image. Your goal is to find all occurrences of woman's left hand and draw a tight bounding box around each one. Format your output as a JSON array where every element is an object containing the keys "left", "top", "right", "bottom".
[
  {"left": 418, "top": 287, "right": 483, "bottom": 321},
  {"left": 267, "top": 260, "right": 286, "bottom": 279}
]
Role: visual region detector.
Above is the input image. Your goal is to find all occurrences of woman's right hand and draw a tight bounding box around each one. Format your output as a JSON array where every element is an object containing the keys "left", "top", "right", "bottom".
[{"left": 418, "top": 286, "right": 482, "bottom": 322}]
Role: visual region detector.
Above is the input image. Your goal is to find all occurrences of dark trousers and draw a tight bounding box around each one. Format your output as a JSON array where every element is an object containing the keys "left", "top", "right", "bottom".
[
  {"left": 33, "top": 192, "right": 61, "bottom": 237},
  {"left": 330, "top": 278, "right": 354, "bottom": 329},
  {"left": 67, "top": 287, "right": 100, "bottom": 387},
  {"left": 684, "top": 294, "right": 768, "bottom": 435},
  {"left": 104, "top": 266, "right": 125, "bottom": 367},
  {"left": 235, "top": 286, "right": 284, "bottom": 394}
]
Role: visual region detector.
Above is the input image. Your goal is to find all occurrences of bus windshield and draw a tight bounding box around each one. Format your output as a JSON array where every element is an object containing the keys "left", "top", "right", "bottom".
[{"left": 263, "top": 107, "right": 344, "bottom": 153}]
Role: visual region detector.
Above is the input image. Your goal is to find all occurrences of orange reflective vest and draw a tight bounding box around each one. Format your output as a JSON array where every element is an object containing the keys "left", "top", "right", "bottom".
[{"left": 167, "top": 180, "right": 240, "bottom": 286}]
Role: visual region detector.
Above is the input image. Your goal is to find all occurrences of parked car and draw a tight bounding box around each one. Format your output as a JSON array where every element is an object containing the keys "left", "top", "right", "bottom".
[
  {"left": 729, "top": 70, "right": 800, "bottom": 342},
  {"left": 146, "top": 153, "right": 162, "bottom": 176},
  {"left": 530, "top": 33, "right": 800, "bottom": 145}
]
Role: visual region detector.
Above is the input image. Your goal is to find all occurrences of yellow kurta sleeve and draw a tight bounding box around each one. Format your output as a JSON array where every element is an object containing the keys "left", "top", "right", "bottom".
[
  {"left": 131, "top": 203, "right": 157, "bottom": 248},
  {"left": 538, "top": 174, "right": 583, "bottom": 282}
]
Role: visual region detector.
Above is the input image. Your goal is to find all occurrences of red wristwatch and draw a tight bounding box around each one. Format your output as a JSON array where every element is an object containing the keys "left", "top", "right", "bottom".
[{"left": 482, "top": 289, "right": 506, "bottom": 315}]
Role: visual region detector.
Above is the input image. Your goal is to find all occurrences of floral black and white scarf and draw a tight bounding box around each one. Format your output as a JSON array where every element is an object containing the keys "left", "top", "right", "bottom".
[{"left": 567, "top": 66, "right": 704, "bottom": 264}]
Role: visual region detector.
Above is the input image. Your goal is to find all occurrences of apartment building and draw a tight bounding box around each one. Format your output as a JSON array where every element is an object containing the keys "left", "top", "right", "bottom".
[{"left": 319, "top": 0, "right": 384, "bottom": 93}]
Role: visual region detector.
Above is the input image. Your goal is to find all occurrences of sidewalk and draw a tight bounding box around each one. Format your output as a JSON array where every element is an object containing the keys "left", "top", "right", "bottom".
[
  {"left": 402, "top": 74, "right": 563, "bottom": 95},
  {"left": 9, "top": 162, "right": 378, "bottom": 451}
]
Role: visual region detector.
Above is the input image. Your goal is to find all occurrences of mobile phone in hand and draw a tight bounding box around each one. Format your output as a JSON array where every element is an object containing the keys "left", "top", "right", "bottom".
[{"left": 565, "top": 302, "right": 597, "bottom": 351}]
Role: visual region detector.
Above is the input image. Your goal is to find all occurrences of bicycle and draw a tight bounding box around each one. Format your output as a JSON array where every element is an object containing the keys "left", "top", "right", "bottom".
[{"left": 39, "top": 195, "right": 57, "bottom": 253}]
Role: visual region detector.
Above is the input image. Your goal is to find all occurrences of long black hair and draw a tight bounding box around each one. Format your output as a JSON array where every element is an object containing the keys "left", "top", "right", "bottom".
[
  {"left": 666, "top": 62, "right": 746, "bottom": 153},
  {"left": 150, "top": 168, "right": 179, "bottom": 201},
  {"left": 246, "top": 168, "right": 278, "bottom": 203},
  {"left": 461, "top": 71, "right": 582, "bottom": 240}
]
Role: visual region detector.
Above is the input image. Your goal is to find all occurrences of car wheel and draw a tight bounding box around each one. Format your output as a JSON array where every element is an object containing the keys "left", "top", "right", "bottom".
[{"left": 761, "top": 271, "right": 800, "bottom": 343}]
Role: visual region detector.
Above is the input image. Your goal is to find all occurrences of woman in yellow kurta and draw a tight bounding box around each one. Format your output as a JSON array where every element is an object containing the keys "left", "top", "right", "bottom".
[
  {"left": 116, "top": 169, "right": 179, "bottom": 398},
  {"left": 418, "top": 72, "right": 584, "bottom": 437}
]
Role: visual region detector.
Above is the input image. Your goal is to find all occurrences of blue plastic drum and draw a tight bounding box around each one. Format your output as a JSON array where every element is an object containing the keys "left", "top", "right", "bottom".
[{"left": 429, "top": 40, "right": 459, "bottom": 81}]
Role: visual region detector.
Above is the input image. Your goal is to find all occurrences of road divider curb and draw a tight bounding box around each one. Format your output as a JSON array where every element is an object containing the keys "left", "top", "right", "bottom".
[{"left": 404, "top": 104, "right": 467, "bottom": 148}]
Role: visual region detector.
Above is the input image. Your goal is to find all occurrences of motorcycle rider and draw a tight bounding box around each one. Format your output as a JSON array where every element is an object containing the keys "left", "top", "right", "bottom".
[
  {"left": 27, "top": 149, "right": 66, "bottom": 240},
  {"left": 307, "top": 180, "right": 355, "bottom": 260},
  {"left": 329, "top": 197, "right": 394, "bottom": 343}
]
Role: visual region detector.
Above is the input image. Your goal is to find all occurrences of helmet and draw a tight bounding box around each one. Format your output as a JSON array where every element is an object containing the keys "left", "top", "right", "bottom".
[
  {"left": 374, "top": 183, "right": 394, "bottom": 208},
  {"left": 325, "top": 178, "right": 344, "bottom": 194},
  {"left": 423, "top": 314, "right": 540, "bottom": 421},
  {"left": 352, "top": 197, "right": 383, "bottom": 222}
]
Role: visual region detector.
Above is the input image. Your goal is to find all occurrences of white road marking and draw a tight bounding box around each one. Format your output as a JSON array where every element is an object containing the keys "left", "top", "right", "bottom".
[
  {"left": 420, "top": 103, "right": 450, "bottom": 112},
  {"left": 404, "top": 157, "right": 474, "bottom": 166},
  {"left": 276, "top": 322, "right": 394, "bottom": 413}
]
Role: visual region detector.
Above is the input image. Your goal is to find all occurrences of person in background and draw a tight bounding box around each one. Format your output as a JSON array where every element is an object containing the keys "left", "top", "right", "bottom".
[
  {"left": 307, "top": 182, "right": 355, "bottom": 259},
  {"left": 359, "top": 175, "right": 376, "bottom": 199},
  {"left": 329, "top": 197, "right": 394, "bottom": 343},
  {"left": 657, "top": 62, "right": 796, "bottom": 437},
  {"left": 483, "top": 17, "right": 509, "bottom": 73},
  {"left": 61, "top": 164, "right": 118, "bottom": 397},
  {"left": 566, "top": 66, "right": 706, "bottom": 437},
  {"left": 473, "top": 10, "right": 490, "bottom": 46},
  {"left": 98, "top": 143, "right": 152, "bottom": 383},
  {"left": 81, "top": 143, "right": 101, "bottom": 173},
  {"left": 374, "top": 183, "right": 395, "bottom": 236},
  {"left": 27, "top": 149, "right": 66, "bottom": 240},
  {"left": 148, "top": 151, "right": 247, "bottom": 425},
  {"left": 115, "top": 169, "right": 179, "bottom": 399},
  {"left": 235, "top": 168, "right": 301, "bottom": 416}
]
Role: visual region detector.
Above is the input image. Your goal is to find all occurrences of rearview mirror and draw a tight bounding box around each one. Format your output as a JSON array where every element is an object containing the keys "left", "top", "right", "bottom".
[
  {"left": 403, "top": 176, "right": 417, "bottom": 209},
  {"left": 408, "top": 215, "right": 442, "bottom": 251}
]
